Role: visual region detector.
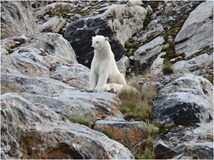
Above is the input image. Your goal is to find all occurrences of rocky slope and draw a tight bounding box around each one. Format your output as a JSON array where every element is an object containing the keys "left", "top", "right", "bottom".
[{"left": 1, "top": 0, "right": 213, "bottom": 159}]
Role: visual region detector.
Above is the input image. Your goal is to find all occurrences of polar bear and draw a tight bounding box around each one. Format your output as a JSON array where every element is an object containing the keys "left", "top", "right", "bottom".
[{"left": 89, "top": 35, "right": 127, "bottom": 92}]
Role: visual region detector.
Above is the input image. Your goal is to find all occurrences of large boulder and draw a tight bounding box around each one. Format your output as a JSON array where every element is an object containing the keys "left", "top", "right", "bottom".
[
  {"left": 174, "top": 1, "right": 213, "bottom": 57},
  {"left": 38, "top": 16, "right": 66, "bottom": 33},
  {"left": 64, "top": 4, "right": 147, "bottom": 67},
  {"left": 1, "top": 72, "right": 122, "bottom": 122},
  {"left": 154, "top": 73, "right": 213, "bottom": 126},
  {"left": 155, "top": 121, "right": 213, "bottom": 159},
  {"left": 1, "top": 93, "right": 134, "bottom": 159},
  {"left": 1, "top": 33, "right": 77, "bottom": 77},
  {"left": 1, "top": 73, "right": 75, "bottom": 95},
  {"left": 1, "top": 1, "right": 38, "bottom": 39}
]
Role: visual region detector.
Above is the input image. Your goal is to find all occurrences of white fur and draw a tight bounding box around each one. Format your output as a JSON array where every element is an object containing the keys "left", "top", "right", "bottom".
[{"left": 89, "top": 35, "right": 127, "bottom": 92}]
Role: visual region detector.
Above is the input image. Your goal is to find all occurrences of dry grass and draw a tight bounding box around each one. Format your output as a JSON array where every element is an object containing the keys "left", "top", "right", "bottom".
[
  {"left": 135, "top": 123, "right": 158, "bottom": 159},
  {"left": 143, "top": 122, "right": 158, "bottom": 139},
  {"left": 118, "top": 82, "right": 157, "bottom": 121},
  {"left": 118, "top": 76, "right": 158, "bottom": 159}
]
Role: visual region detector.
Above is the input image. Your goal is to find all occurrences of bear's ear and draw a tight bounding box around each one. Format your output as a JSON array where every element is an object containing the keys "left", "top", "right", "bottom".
[
  {"left": 92, "top": 36, "right": 95, "bottom": 39},
  {"left": 105, "top": 37, "right": 109, "bottom": 41}
]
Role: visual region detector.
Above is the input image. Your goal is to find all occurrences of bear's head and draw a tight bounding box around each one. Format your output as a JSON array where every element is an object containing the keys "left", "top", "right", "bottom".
[{"left": 91, "top": 35, "right": 109, "bottom": 50}]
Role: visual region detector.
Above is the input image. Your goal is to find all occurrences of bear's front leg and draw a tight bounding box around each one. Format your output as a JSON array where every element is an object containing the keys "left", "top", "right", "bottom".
[
  {"left": 89, "top": 71, "right": 97, "bottom": 90},
  {"left": 95, "top": 73, "right": 108, "bottom": 91}
]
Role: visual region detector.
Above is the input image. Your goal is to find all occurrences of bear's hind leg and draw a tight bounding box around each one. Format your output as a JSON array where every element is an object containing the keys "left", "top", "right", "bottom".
[{"left": 117, "top": 73, "right": 127, "bottom": 85}]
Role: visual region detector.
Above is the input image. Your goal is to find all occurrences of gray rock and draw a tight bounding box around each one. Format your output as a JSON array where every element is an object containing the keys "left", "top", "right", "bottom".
[
  {"left": 21, "top": 90, "right": 123, "bottom": 123},
  {"left": 0, "top": 148, "right": 8, "bottom": 159},
  {"left": 150, "top": 52, "right": 165, "bottom": 76},
  {"left": 64, "top": 4, "right": 147, "bottom": 67},
  {"left": 1, "top": 1, "right": 38, "bottom": 39},
  {"left": 154, "top": 73, "right": 213, "bottom": 126},
  {"left": 134, "top": 36, "right": 165, "bottom": 67},
  {"left": 50, "top": 64, "right": 90, "bottom": 89},
  {"left": 175, "top": 1, "right": 213, "bottom": 57},
  {"left": 1, "top": 73, "right": 75, "bottom": 95},
  {"left": 34, "top": 2, "right": 76, "bottom": 18},
  {"left": 158, "top": 121, "right": 213, "bottom": 159},
  {"left": 1, "top": 33, "right": 77, "bottom": 77},
  {"left": 2, "top": 70, "right": 123, "bottom": 128},
  {"left": 139, "top": 23, "right": 164, "bottom": 43},
  {"left": 172, "top": 53, "right": 213, "bottom": 73},
  {"left": 38, "top": 16, "right": 66, "bottom": 32},
  {"left": 1, "top": 93, "right": 134, "bottom": 159},
  {"left": 116, "top": 56, "right": 130, "bottom": 75}
]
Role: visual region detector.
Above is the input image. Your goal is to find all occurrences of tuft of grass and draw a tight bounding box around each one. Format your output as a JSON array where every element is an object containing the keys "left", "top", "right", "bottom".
[
  {"left": 162, "top": 61, "right": 174, "bottom": 75},
  {"left": 100, "top": 129, "right": 113, "bottom": 139},
  {"left": 143, "top": 12, "right": 152, "bottom": 30},
  {"left": 118, "top": 87, "right": 141, "bottom": 102},
  {"left": 134, "top": 137, "right": 156, "bottom": 159},
  {"left": 135, "top": 123, "right": 158, "bottom": 159},
  {"left": 67, "top": 117, "right": 92, "bottom": 128},
  {"left": 120, "top": 101, "right": 153, "bottom": 121},
  {"left": 118, "top": 83, "right": 157, "bottom": 121},
  {"left": 148, "top": 1, "right": 160, "bottom": 12},
  {"left": 124, "top": 38, "right": 140, "bottom": 56},
  {"left": 137, "top": 147, "right": 155, "bottom": 159},
  {"left": 143, "top": 122, "right": 158, "bottom": 139},
  {"left": 204, "top": 73, "right": 213, "bottom": 85},
  {"left": 162, "top": 66, "right": 174, "bottom": 75},
  {"left": 141, "top": 85, "right": 157, "bottom": 103}
]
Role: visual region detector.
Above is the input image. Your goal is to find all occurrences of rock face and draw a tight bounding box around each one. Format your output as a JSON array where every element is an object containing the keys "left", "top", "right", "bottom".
[
  {"left": 1, "top": 93, "right": 134, "bottom": 159},
  {"left": 174, "top": 1, "right": 213, "bottom": 57},
  {"left": 64, "top": 4, "right": 147, "bottom": 67},
  {"left": 154, "top": 73, "right": 213, "bottom": 126},
  {"left": 38, "top": 16, "right": 66, "bottom": 33},
  {"left": 50, "top": 64, "right": 90, "bottom": 89},
  {"left": 134, "top": 36, "right": 165, "bottom": 68},
  {"left": 1, "top": 33, "right": 77, "bottom": 77},
  {"left": 1, "top": 14, "right": 133, "bottom": 158},
  {"left": 172, "top": 53, "right": 213, "bottom": 74},
  {"left": 94, "top": 120, "right": 149, "bottom": 155},
  {"left": 155, "top": 121, "right": 213, "bottom": 159},
  {"left": 1, "top": 1, "right": 38, "bottom": 39}
]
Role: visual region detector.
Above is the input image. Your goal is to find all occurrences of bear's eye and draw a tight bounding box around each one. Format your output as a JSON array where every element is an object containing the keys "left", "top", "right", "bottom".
[{"left": 96, "top": 41, "right": 99, "bottom": 43}]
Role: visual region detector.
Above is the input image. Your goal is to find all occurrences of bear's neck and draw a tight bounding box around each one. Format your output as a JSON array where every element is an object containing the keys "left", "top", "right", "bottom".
[{"left": 94, "top": 43, "right": 114, "bottom": 58}]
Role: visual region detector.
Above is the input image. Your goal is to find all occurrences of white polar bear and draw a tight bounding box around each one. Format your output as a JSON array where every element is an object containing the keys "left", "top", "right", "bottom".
[{"left": 89, "top": 35, "right": 127, "bottom": 92}]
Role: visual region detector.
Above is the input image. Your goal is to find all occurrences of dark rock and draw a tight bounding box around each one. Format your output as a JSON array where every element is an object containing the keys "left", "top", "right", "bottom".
[
  {"left": 64, "top": 17, "right": 124, "bottom": 67},
  {"left": 191, "top": 145, "right": 213, "bottom": 159},
  {"left": 154, "top": 73, "right": 213, "bottom": 126},
  {"left": 155, "top": 122, "right": 213, "bottom": 159},
  {"left": 154, "top": 139, "right": 177, "bottom": 159},
  {"left": 64, "top": 4, "right": 147, "bottom": 67},
  {"left": 154, "top": 93, "right": 212, "bottom": 126}
]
